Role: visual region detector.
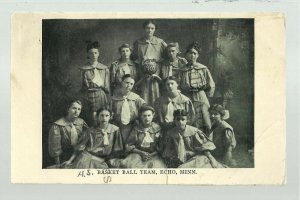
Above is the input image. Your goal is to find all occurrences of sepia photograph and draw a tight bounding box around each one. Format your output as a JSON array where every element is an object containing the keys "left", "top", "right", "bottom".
[
  {"left": 42, "top": 18, "right": 254, "bottom": 169},
  {"left": 11, "top": 13, "right": 285, "bottom": 185}
]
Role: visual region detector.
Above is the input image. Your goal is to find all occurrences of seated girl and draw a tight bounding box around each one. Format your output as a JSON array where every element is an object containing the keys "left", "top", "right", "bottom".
[
  {"left": 48, "top": 99, "right": 88, "bottom": 168},
  {"left": 163, "top": 109, "right": 224, "bottom": 168},
  {"left": 71, "top": 107, "right": 124, "bottom": 169},
  {"left": 120, "top": 105, "right": 166, "bottom": 168},
  {"left": 209, "top": 104, "right": 237, "bottom": 167}
]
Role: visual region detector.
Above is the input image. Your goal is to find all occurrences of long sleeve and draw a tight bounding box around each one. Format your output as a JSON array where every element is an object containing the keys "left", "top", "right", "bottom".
[
  {"left": 104, "top": 68, "right": 111, "bottom": 94},
  {"left": 193, "top": 130, "right": 216, "bottom": 152},
  {"left": 205, "top": 68, "right": 215, "bottom": 97},
  {"left": 110, "top": 63, "right": 117, "bottom": 90},
  {"left": 224, "top": 129, "right": 236, "bottom": 149},
  {"left": 48, "top": 125, "right": 62, "bottom": 158},
  {"left": 125, "top": 131, "right": 138, "bottom": 153},
  {"left": 112, "top": 128, "right": 124, "bottom": 152},
  {"left": 185, "top": 99, "right": 196, "bottom": 124}
]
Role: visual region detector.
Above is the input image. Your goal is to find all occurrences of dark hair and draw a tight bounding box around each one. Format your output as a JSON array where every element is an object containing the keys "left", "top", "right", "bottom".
[
  {"left": 164, "top": 76, "right": 179, "bottom": 84},
  {"left": 121, "top": 74, "right": 134, "bottom": 82},
  {"left": 185, "top": 41, "right": 201, "bottom": 54},
  {"left": 173, "top": 109, "right": 188, "bottom": 118},
  {"left": 95, "top": 107, "right": 113, "bottom": 117},
  {"left": 67, "top": 99, "right": 82, "bottom": 110},
  {"left": 118, "top": 43, "right": 133, "bottom": 53},
  {"left": 86, "top": 41, "right": 100, "bottom": 52},
  {"left": 209, "top": 104, "right": 226, "bottom": 117},
  {"left": 139, "top": 105, "right": 155, "bottom": 117},
  {"left": 142, "top": 20, "right": 156, "bottom": 29}
]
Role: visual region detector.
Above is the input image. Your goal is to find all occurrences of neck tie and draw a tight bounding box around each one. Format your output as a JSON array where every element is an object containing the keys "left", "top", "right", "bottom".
[
  {"left": 141, "top": 129, "right": 154, "bottom": 148},
  {"left": 92, "top": 67, "right": 104, "bottom": 87},
  {"left": 123, "top": 64, "right": 131, "bottom": 75},
  {"left": 70, "top": 123, "right": 78, "bottom": 146},
  {"left": 178, "top": 134, "right": 186, "bottom": 163},
  {"left": 165, "top": 99, "right": 174, "bottom": 123},
  {"left": 168, "top": 65, "right": 173, "bottom": 77},
  {"left": 101, "top": 129, "right": 109, "bottom": 146},
  {"left": 121, "top": 97, "right": 131, "bottom": 125}
]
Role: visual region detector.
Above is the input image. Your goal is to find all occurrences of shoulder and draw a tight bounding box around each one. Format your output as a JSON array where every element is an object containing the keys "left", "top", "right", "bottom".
[
  {"left": 53, "top": 118, "right": 68, "bottom": 127},
  {"left": 96, "top": 62, "right": 108, "bottom": 70},
  {"left": 150, "top": 122, "right": 161, "bottom": 133},
  {"left": 127, "top": 92, "right": 142, "bottom": 100},
  {"left": 220, "top": 121, "right": 233, "bottom": 131},
  {"left": 177, "top": 57, "right": 188, "bottom": 65},
  {"left": 107, "top": 123, "right": 120, "bottom": 132},
  {"left": 184, "top": 125, "right": 199, "bottom": 136},
  {"left": 74, "top": 118, "right": 89, "bottom": 128},
  {"left": 79, "top": 64, "right": 93, "bottom": 71},
  {"left": 177, "top": 93, "right": 192, "bottom": 103},
  {"left": 193, "top": 63, "right": 208, "bottom": 70}
]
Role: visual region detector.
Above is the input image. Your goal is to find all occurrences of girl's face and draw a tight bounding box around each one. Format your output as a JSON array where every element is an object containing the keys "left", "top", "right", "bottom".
[
  {"left": 174, "top": 116, "right": 187, "bottom": 131},
  {"left": 97, "top": 110, "right": 111, "bottom": 125},
  {"left": 165, "top": 79, "right": 178, "bottom": 93},
  {"left": 87, "top": 48, "right": 99, "bottom": 62},
  {"left": 140, "top": 110, "right": 154, "bottom": 126},
  {"left": 167, "top": 46, "right": 178, "bottom": 60},
  {"left": 67, "top": 102, "right": 82, "bottom": 119},
  {"left": 185, "top": 48, "right": 199, "bottom": 63},
  {"left": 120, "top": 47, "right": 131, "bottom": 59},
  {"left": 121, "top": 77, "right": 135, "bottom": 92},
  {"left": 210, "top": 111, "right": 222, "bottom": 122},
  {"left": 144, "top": 23, "right": 155, "bottom": 37}
]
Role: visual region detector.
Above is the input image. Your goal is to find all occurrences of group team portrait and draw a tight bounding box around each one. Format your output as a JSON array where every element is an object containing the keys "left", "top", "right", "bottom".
[{"left": 42, "top": 18, "right": 254, "bottom": 169}]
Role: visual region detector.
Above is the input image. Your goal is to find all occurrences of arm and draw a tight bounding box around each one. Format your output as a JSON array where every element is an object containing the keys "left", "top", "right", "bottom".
[
  {"left": 203, "top": 151, "right": 219, "bottom": 168},
  {"left": 205, "top": 68, "right": 215, "bottom": 97},
  {"left": 48, "top": 125, "right": 62, "bottom": 165}
]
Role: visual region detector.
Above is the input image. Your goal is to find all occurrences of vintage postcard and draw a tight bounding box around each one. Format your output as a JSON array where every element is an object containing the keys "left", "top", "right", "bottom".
[{"left": 11, "top": 12, "right": 285, "bottom": 185}]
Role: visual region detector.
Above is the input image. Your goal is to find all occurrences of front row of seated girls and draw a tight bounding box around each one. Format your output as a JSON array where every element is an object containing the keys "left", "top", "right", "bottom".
[{"left": 48, "top": 98, "right": 236, "bottom": 169}]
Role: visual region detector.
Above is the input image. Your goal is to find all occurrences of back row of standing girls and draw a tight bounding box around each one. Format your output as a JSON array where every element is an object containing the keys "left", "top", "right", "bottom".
[
  {"left": 47, "top": 20, "right": 237, "bottom": 169},
  {"left": 80, "top": 20, "right": 214, "bottom": 135}
]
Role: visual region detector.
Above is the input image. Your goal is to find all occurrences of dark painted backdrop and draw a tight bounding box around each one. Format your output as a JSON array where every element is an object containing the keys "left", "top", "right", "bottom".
[{"left": 42, "top": 19, "right": 254, "bottom": 167}]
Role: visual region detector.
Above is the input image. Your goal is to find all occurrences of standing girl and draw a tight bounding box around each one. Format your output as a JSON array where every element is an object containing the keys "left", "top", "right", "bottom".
[
  {"left": 79, "top": 41, "right": 110, "bottom": 125},
  {"left": 160, "top": 42, "right": 187, "bottom": 80},
  {"left": 133, "top": 20, "right": 167, "bottom": 106},
  {"left": 110, "top": 43, "right": 138, "bottom": 93},
  {"left": 179, "top": 42, "right": 215, "bottom": 135}
]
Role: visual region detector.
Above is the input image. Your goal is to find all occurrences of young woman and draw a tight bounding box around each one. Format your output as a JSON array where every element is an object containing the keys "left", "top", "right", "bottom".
[
  {"left": 110, "top": 43, "right": 138, "bottom": 93},
  {"left": 111, "top": 74, "right": 146, "bottom": 142},
  {"left": 160, "top": 42, "right": 187, "bottom": 80},
  {"left": 71, "top": 107, "right": 124, "bottom": 169},
  {"left": 79, "top": 41, "right": 110, "bottom": 125},
  {"left": 209, "top": 104, "right": 237, "bottom": 167},
  {"left": 48, "top": 99, "right": 88, "bottom": 168},
  {"left": 120, "top": 105, "right": 166, "bottom": 168},
  {"left": 154, "top": 76, "right": 195, "bottom": 129},
  {"left": 162, "top": 109, "right": 224, "bottom": 168},
  {"left": 133, "top": 20, "right": 167, "bottom": 106},
  {"left": 179, "top": 42, "right": 215, "bottom": 135}
]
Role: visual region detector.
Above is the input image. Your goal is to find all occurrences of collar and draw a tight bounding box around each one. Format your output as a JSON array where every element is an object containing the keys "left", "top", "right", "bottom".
[
  {"left": 79, "top": 62, "right": 107, "bottom": 70},
  {"left": 160, "top": 91, "right": 190, "bottom": 104},
  {"left": 111, "top": 91, "right": 140, "bottom": 101},
  {"left": 136, "top": 36, "right": 161, "bottom": 45},
  {"left": 91, "top": 123, "right": 118, "bottom": 134},
  {"left": 134, "top": 122, "right": 161, "bottom": 134},
  {"left": 54, "top": 117, "right": 83, "bottom": 127},
  {"left": 182, "top": 62, "right": 207, "bottom": 71},
  {"left": 168, "top": 125, "right": 197, "bottom": 138},
  {"left": 114, "top": 59, "right": 136, "bottom": 66}
]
